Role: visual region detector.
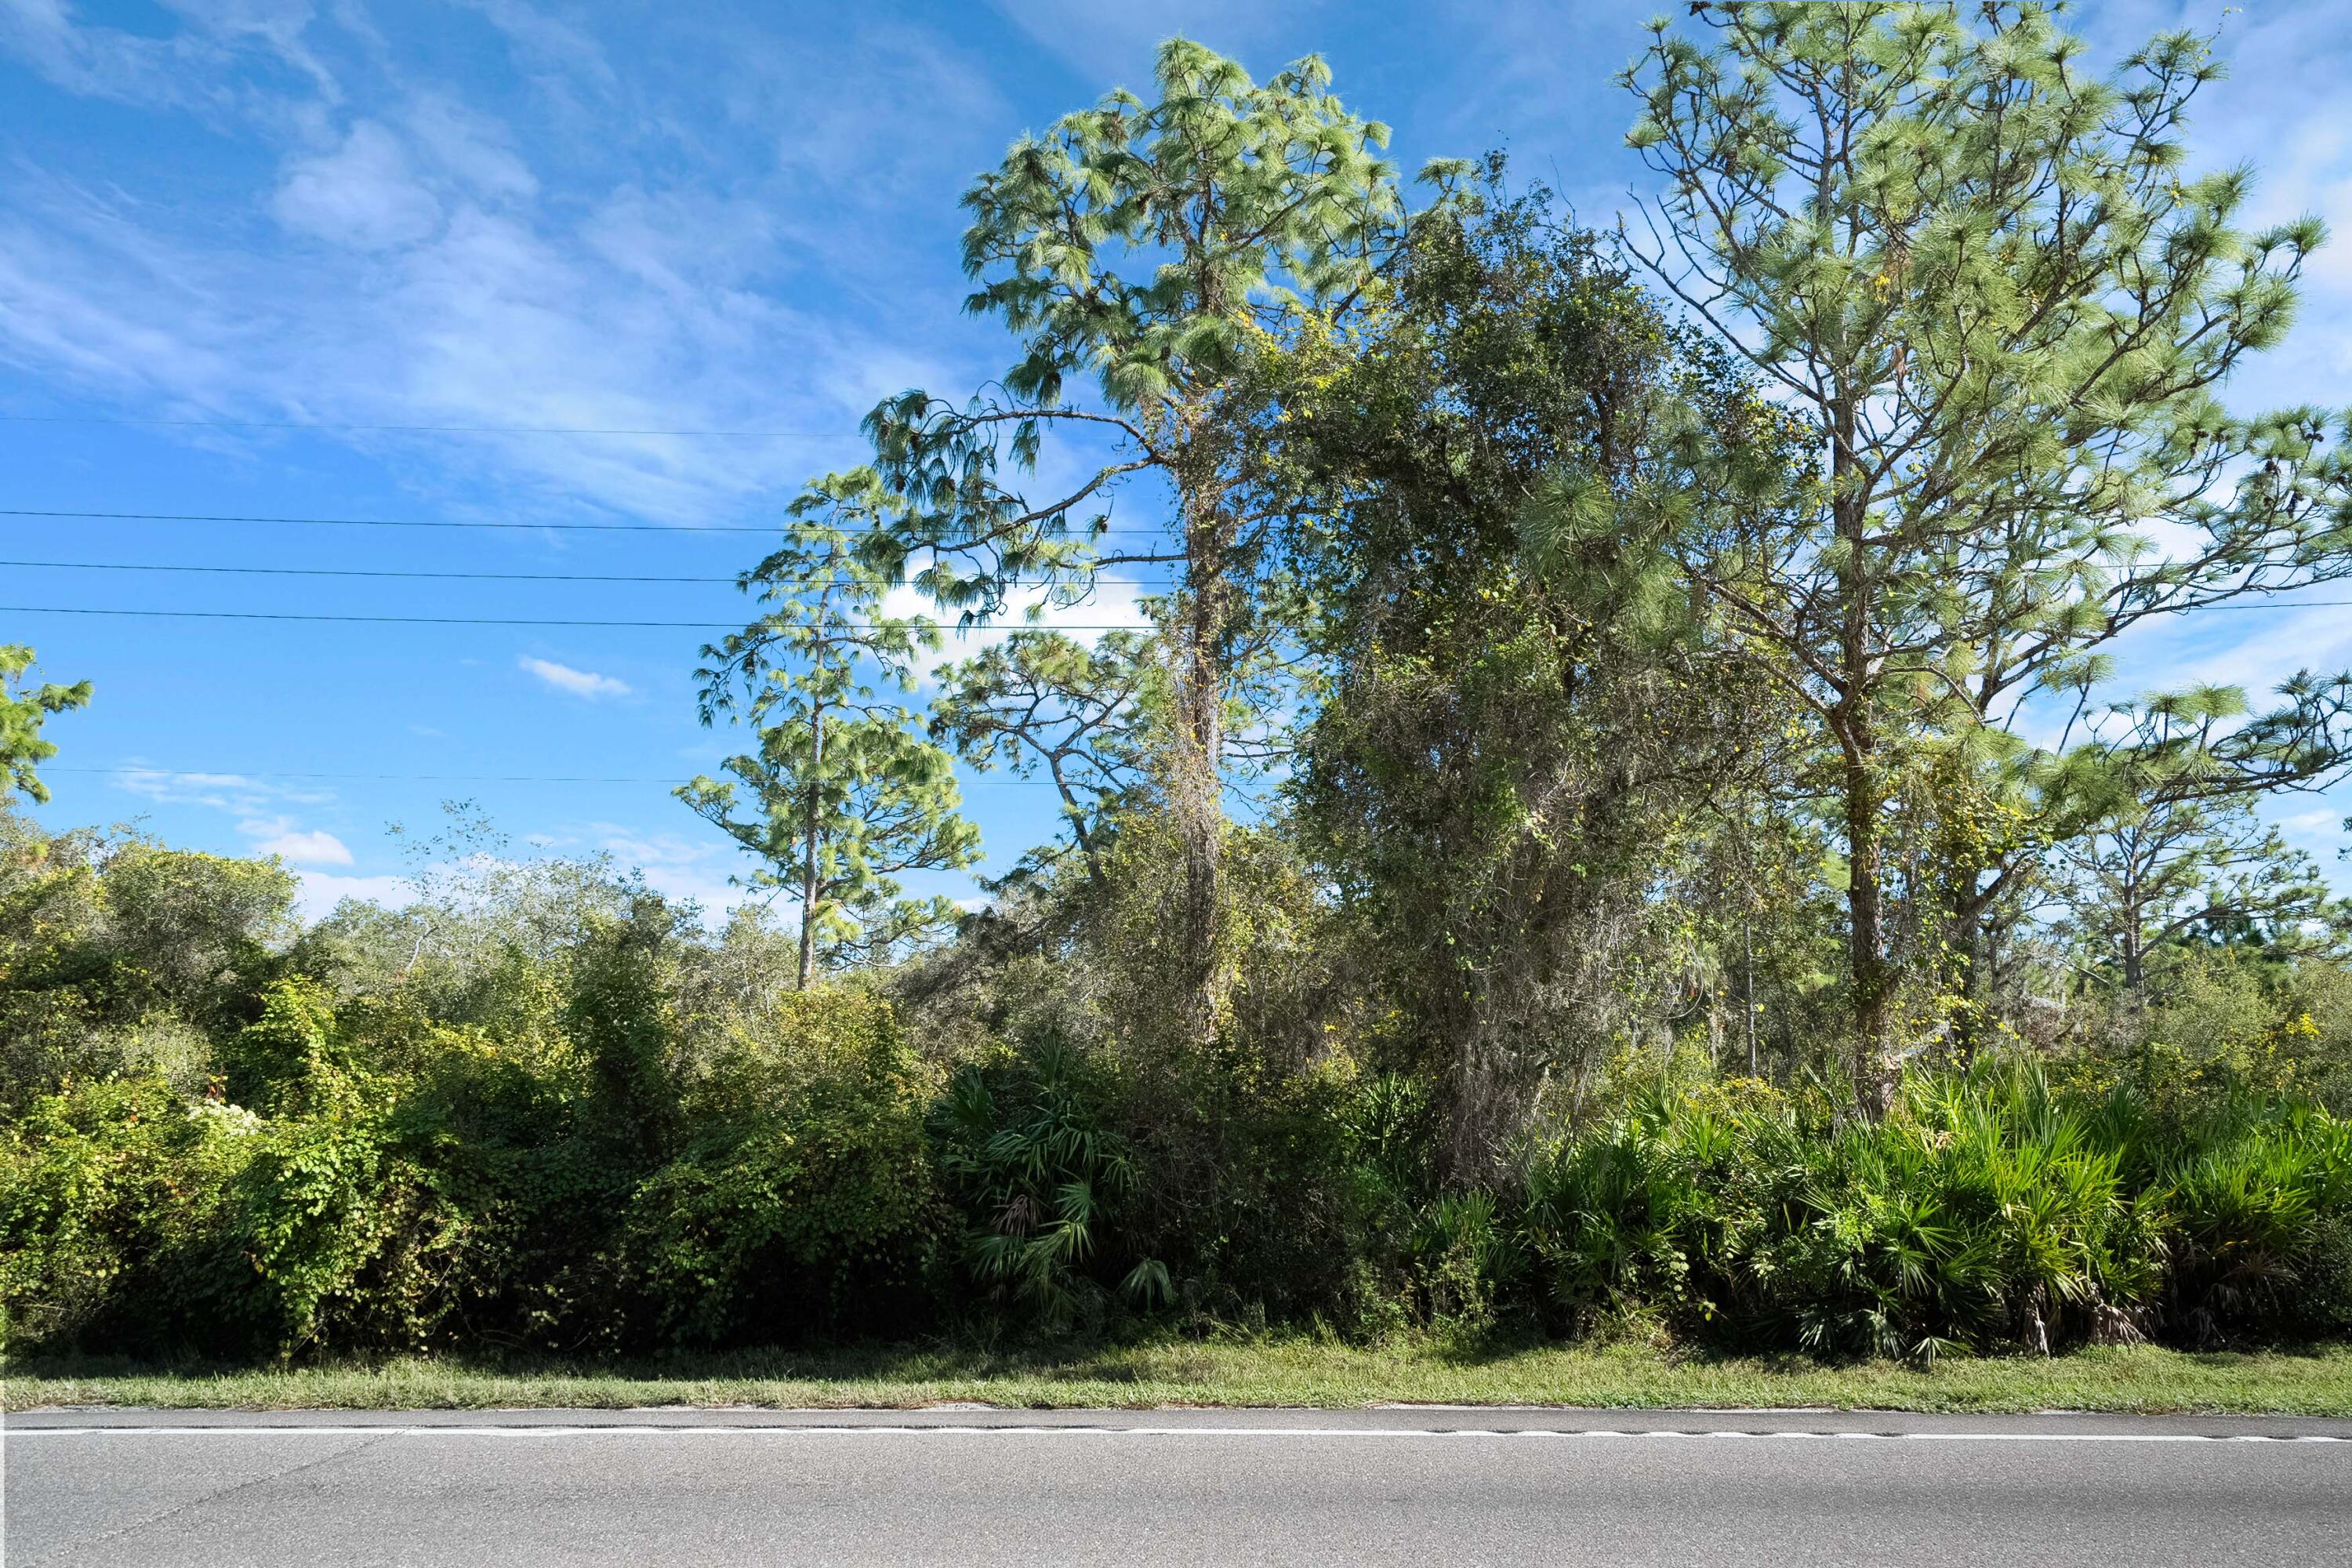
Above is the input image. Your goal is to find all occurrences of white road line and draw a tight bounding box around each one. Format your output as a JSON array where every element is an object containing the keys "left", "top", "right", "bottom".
[{"left": 5, "top": 1425, "right": 2348, "bottom": 1443}]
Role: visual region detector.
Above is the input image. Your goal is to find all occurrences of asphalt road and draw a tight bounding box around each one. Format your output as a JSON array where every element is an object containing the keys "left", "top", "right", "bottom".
[{"left": 9, "top": 1406, "right": 2352, "bottom": 1566}]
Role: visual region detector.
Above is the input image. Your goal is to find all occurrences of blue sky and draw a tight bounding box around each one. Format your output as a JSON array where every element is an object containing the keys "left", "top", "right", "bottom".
[{"left": 4, "top": 0, "right": 2350, "bottom": 920}]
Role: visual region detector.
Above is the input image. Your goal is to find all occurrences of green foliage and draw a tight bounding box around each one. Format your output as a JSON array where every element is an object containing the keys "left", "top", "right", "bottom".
[
  {"left": 955, "top": 37, "right": 1421, "bottom": 409},
  {"left": 1501, "top": 1064, "right": 2352, "bottom": 1359},
  {"left": 1621, "top": 1, "right": 2352, "bottom": 1089},
  {"left": 13, "top": 11, "right": 2352, "bottom": 1381},
  {"left": 929, "top": 630, "right": 1156, "bottom": 888},
  {"left": 0, "top": 644, "right": 90, "bottom": 805},
  {"left": 685, "top": 477, "right": 981, "bottom": 987},
  {"left": 2161, "top": 1102, "right": 2352, "bottom": 1342},
  {"left": 624, "top": 990, "right": 947, "bottom": 1345},
  {"left": 931, "top": 1041, "right": 1165, "bottom": 1332},
  {"left": 837, "top": 38, "right": 1471, "bottom": 1044},
  {"left": 0, "top": 844, "right": 961, "bottom": 1359},
  {"left": 0, "top": 1075, "right": 252, "bottom": 1353},
  {"left": 0, "top": 816, "right": 300, "bottom": 1110},
  {"left": 1279, "top": 186, "right": 1817, "bottom": 1163}
]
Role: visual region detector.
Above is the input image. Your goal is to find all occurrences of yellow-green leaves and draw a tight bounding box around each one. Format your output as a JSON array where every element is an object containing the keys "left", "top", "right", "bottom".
[{"left": 0, "top": 644, "right": 90, "bottom": 806}]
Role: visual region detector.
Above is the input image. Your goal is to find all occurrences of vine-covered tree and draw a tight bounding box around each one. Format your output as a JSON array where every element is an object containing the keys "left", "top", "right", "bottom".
[
  {"left": 2, "top": 643, "right": 91, "bottom": 804},
  {"left": 849, "top": 38, "right": 1457, "bottom": 1043},
  {"left": 684, "top": 474, "right": 981, "bottom": 989},
  {"left": 1277, "top": 187, "right": 1814, "bottom": 1167},
  {"left": 1617, "top": 2, "right": 2352, "bottom": 1100}
]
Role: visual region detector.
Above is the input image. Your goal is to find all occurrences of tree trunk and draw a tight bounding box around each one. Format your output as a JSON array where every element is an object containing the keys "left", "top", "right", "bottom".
[
  {"left": 1945, "top": 868, "right": 2002, "bottom": 1066},
  {"left": 1842, "top": 735, "right": 1895, "bottom": 1111},
  {"left": 797, "top": 705, "right": 824, "bottom": 991},
  {"left": 1051, "top": 755, "right": 1108, "bottom": 893},
  {"left": 1831, "top": 394, "right": 1893, "bottom": 1112},
  {"left": 1744, "top": 913, "right": 1758, "bottom": 1079},
  {"left": 1170, "top": 442, "right": 1235, "bottom": 1047}
]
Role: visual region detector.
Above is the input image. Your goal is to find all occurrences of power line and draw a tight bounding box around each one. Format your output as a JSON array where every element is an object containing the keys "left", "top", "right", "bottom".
[
  {"left": 5, "top": 598, "right": 2335, "bottom": 631},
  {"left": 49, "top": 765, "right": 1060, "bottom": 787},
  {"left": 0, "top": 560, "right": 1178, "bottom": 587},
  {"left": 9, "top": 559, "right": 738, "bottom": 585},
  {"left": 0, "top": 413, "right": 855, "bottom": 437},
  {"left": 1, "top": 605, "right": 1152, "bottom": 630},
  {"left": 0, "top": 506, "right": 1172, "bottom": 538},
  {"left": 8, "top": 506, "right": 763, "bottom": 533}
]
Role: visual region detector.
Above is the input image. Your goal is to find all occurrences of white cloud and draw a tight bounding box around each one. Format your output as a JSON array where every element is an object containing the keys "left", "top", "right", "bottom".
[
  {"left": 587, "top": 822, "right": 742, "bottom": 916},
  {"left": 0, "top": 108, "right": 949, "bottom": 524},
  {"left": 271, "top": 121, "right": 442, "bottom": 250},
  {"left": 455, "top": 0, "right": 615, "bottom": 90},
  {"left": 881, "top": 561, "right": 1160, "bottom": 687},
  {"left": 0, "top": 180, "right": 243, "bottom": 401},
  {"left": 0, "top": 0, "right": 334, "bottom": 111},
  {"left": 2130, "top": 604, "right": 2352, "bottom": 701},
  {"left": 291, "top": 869, "right": 412, "bottom": 921},
  {"left": 252, "top": 827, "right": 354, "bottom": 865},
  {"left": 520, "top": 655, "right": 632, "bottom": 699},
  {"left": 404, "top": 93, "right": 539, "bottom": 202},
  {"left": 115, "top": 768, "right": 332, "bottom": 811}
]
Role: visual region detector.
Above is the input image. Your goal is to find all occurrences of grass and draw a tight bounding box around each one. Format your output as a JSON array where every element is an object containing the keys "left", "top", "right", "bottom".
[{"left": 11, "top": 1338, "right": 2352, "bottom": 1415}]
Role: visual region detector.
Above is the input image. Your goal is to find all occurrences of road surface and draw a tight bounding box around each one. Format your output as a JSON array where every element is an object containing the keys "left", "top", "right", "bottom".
[{"left": 9, "top": 1406, "right": 2351, "bottom": 1566}]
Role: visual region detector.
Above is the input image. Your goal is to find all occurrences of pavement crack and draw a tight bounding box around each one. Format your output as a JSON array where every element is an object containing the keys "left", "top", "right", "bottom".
[{"left": 20, "top": 1432, "right": 388, "bottom": 1566}]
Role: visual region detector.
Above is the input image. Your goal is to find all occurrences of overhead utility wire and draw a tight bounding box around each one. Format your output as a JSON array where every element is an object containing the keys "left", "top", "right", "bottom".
[
  {"left": 1, "top": 606, "right": 1153, "bottom": 629},
  {"left": 0, "top": 414, "right": 855, "bottom": 437},
  {"left": 47, "top": 765, "right": 1060, "bottom": 787},
  {"left": 0, "top": 507, "right": 1171, "bottom": 538},
  {"left": 0, "top": 560, "right": 1177, "bottom": 587}
]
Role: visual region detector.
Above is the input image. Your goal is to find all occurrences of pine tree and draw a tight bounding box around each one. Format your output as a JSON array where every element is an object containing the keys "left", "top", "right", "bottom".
[
  {"left": 2043, "top": 682, "right": 2352, "bottom": 1000},
  {"left": 927, "top": 630, "right": 1155, "bottom": 891},
  {"left": 847, "top": 38, "right": 1458, "bottom": 1043},
  {"left": 1, "top": 644, "right": 90, "bottom": 805},
  {"left": 1617, "top": 2, "right": 2352, "bottom": 1101},
  {"left": 683, "top": 474, "right": 981, "bottom": 989}
]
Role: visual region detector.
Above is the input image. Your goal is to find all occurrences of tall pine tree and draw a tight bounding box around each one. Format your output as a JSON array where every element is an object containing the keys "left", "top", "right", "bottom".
[
  {"left": 1615, "top": 2, "right": 2352, "bottom": 1100},
  {"left": 683, "top": 473, "right": 980, "bottom": 989},
  {"left": 850, "top": 39, "right": 1457, "bottom": 1043}
]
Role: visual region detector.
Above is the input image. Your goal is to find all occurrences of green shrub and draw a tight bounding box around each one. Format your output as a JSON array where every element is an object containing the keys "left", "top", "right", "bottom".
[
  {"left": 623, "top": 991, "right": 946, "bottom": 1345},
  {"left": 931, "top": 1040, "right": 1168, "bottom": 1331},
  {"left": 1514, "top": 1068, "right": 2174, "bottom": 1358},
  {"left": 2163, "top": 1104, "right": 2352, "bottom": 1343},
  {"left": 0, "top": 1075, "right": 254, "bottom": 1352}
]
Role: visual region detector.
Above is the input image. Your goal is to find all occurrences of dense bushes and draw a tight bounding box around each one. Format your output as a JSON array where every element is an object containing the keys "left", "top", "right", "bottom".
[
  {"left": 1508, "top": 1069, "right": 2352, "bottom": 1357},
  {"left": 0, "top": 904, "right": 956, "bottom": 1358},
  {"left": 13, "top": 1009, "right": 2352, "bottom": 1360},
  {"left": 626, "top": 989, "right": 948, "bottom": 1345},
  {"left": 8, "top": 808, "right": 2352, "bottom": 1364}
]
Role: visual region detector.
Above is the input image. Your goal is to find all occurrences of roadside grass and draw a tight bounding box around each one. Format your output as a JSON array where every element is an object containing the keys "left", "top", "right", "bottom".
[{"left": 11, "top": 1338, "right": 2352, "bottom": 1415}]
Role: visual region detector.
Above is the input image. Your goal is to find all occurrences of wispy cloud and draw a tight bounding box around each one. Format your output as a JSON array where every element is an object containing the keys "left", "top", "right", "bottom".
[
  {"left": 252, "top": 826, "right": 354, "bottom": 865},
  {"left": 271, "top": 120, "right": 443, "bottom": 249},
  {"left": 108, "top": 776, "right": 358, "bottom": 873},
  {"left": 587, "top": 821, "right": 740, "bottom": 916},
  {"left": 0, "top": 7, "right": 979, "bottom": 523},
  {"left": 519, "top": 655, "right": 631, "bottom": 699},
  {"left": 0, "top": 0, "right": 336, "bottom": 112},
  {"left": 290, "top": 869, "right": 410, "bottom": 920},
  {"left": 115, "top": 768, "right": 332, "bottom": 811}
]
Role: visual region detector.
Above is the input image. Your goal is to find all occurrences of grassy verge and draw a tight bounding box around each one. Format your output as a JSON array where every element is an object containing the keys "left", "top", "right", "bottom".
[{"left": 11, "top": 1340, "right": 2352, "bottom": 1415}]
